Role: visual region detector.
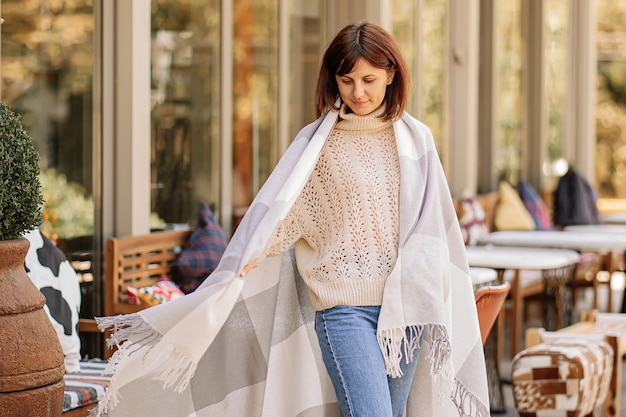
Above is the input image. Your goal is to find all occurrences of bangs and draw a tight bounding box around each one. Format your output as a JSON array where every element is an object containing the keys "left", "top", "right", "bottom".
[
  {"left": 335, "top": 44, "right": 393, "bottom": 76},
  {"left": 336, "top": 54, "right": 360, "bottom": 76}
]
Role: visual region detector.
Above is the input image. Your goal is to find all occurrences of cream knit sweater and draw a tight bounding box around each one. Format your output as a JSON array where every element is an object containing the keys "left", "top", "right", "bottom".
[{"left": 266, "top": 105, "right": 400, "bottom": 310}]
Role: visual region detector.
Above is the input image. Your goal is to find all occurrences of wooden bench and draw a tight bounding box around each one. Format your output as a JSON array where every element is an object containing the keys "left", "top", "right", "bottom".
[
  {"left": 103, "top": 229, "right": 192, "bottom": 357},
  {"left": 526, "top": 310, "right": 626, "bottom": 417}
]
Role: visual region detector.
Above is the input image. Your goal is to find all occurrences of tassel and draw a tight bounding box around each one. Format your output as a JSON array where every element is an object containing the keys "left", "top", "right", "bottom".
[
  {"left": 377, "top": 327, "right": 405, "bottom": 378},
  {"left": 452, "top": 381, "right": 490, "bottom": 417},
  {"left": 377, "top": 324, "right": 443, "bottom": 379},
  {"left": 92, "top": 315, "right": 199, "bottom": 417},
  {"left": 425, "top": 324, "right": 451, "bottom": 376}
]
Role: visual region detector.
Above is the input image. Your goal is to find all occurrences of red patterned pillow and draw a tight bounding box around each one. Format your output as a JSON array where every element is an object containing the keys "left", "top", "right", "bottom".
[{"left": 458, "top": 195, "right": 489, "bottom": 246}]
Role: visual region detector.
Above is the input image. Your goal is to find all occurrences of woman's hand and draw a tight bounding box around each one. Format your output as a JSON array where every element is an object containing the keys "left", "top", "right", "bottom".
[{"left": 239, "top": 258, "right": 261, "bottom": 278}]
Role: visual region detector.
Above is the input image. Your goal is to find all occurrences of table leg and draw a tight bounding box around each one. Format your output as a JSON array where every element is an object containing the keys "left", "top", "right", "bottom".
[
  {"left": 609, "top": 250, "right": 626, "bottom": 313},
  {"left": 603, "top": 335, "right": 620, "bottom": 417},
  {"left": 542, "top": 265, "right": 575, "bottom": 330},
  {"left": 484, "top": 315, "right": 506, "bottom": 413},
  {"left": 508, "top": 269, "right": 523, "bottom": 358}
]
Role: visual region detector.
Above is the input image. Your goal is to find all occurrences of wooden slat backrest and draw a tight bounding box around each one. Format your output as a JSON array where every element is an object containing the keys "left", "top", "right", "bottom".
[{"left": 105, "top": 230, "right": 191, "bottom": 316}]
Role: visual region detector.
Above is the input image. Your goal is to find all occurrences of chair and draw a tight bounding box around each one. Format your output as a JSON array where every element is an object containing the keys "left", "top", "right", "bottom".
[
  {"left": 475, "top": 281, "right": 511, "bottom": 345},
  {"left": 502, "top": 269, "right": 545, "bottom": 358}
]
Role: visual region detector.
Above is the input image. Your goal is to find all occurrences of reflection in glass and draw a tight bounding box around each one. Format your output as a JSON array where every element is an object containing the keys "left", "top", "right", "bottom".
[
  {"left": 1, "top": 0, "right": 99, "bottom": 356},
  {"left": 151, "top": 0, "right": 221, "bottom": 225},
  {"left": 545, "top": 0, "right": 568, "bottom": 180},
  {"left": 596, "top": 0, "right": 626, "bottom": 197},
  {"left": 231, "top": 1, "right": 279, "bottom": 228},
  {"left": 392, "top": 0, "right": 447, "bottom": 156},
  {"left": 420, "top": 0, "right": 447, "bottom": 156},
  {"left": 494, "top": 0, "right": 522, "bottom": 184},
  {"left": 287, "top": 2, "right": 322, "bottom": 140},
  {"left": 1, "top": 0, "right": 94, "bottom": 242}
]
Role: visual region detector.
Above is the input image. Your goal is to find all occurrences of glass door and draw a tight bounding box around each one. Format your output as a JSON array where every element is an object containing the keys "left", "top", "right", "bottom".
[{"left": 1, "top": 0, "right": 98, "bottom": 355}]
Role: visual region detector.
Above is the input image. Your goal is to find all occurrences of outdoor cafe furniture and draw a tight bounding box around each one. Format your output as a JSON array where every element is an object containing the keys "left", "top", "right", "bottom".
[
  {"left": 470, "top": 266, "right": 498, "bottom": 288},
  {"left": 466, "top": 245, "right": 580, "bottom": 355},
  {"left": 465, "top": 246, "right": 580, "bottom": 413},
  {"left": 479, "top": 230, "right": 626, "bottom": 312},
  {"left": 512, "top": 331, "right": 613, "bottom": 417},
  {"left": 565, "top": 224, "right": 626, "bottom": 313},
  {"left": 601, "top": 212, "right": 626, "bottom": 224},
  {"left": 523, "top": 311, "right": 626, "bottom": 417}
]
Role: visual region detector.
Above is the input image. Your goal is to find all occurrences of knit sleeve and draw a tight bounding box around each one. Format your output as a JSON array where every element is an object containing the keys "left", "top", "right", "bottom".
[{"left": 263, "top": 204, "right": 303, "bottom": 258}]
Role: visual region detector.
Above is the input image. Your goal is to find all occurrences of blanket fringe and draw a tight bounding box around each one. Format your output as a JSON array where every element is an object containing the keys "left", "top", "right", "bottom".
[
  {"left": 452, "top": 380, "right": 490, "bottom": 417},
  {"left": 378, "top": 325, "right": 420, "bottom": 378},
  {"left": 378, "top": 323, "right": 458, "bottom": 406},
  {"left": 425, "top": 324, "right": 451, "bottom": 376},
  {"left": 377, "top": 323, "right": 451, "bottom": 379},
  {"left": 92, "top": 314, "right": 198, "bottom": 417}
]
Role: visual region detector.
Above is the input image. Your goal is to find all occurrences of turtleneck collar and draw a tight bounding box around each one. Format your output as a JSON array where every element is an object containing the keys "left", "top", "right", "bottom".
[{"left": 335, "top": 103, "right": 392, "bottom": 133}]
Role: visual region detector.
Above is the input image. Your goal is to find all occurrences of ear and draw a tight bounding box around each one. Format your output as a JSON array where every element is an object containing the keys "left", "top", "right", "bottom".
[{"left": 387, "top": 71, "right": 395, "bottom": 85}]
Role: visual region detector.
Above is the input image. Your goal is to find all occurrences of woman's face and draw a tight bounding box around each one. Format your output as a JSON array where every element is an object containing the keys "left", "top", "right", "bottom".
[{"left": 335, "top": 59, "right": 393, "bottom": 116}]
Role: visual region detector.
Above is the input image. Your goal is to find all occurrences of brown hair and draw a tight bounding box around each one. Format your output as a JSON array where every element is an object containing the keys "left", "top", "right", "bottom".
[{"left": 314, "top": 21, "right": 410, "bottom": 122}]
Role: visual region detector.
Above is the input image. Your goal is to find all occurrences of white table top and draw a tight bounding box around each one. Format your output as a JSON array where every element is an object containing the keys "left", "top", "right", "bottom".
[
  {"left": 469, "top": 267, "right": 498, "bottom": 286},
  {"left": 478, "top": 230, "right": 626, "bottom": 252},
  {"left": 466, "top": 245, "right": 580, "bottom": 270},
  {"left": 601, "top": 212, "right": 626, "bottom": 225},
  {"left": 565, "top": 224, "right": 626, "bottom": 234}
]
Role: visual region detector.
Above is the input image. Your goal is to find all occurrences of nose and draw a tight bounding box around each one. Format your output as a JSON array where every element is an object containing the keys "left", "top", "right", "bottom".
[{"left": 353, "top": 82, "right": 365, "bottom": 99}]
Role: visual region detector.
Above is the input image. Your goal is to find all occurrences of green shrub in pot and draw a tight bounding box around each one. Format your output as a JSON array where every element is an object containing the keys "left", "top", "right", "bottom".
[
  {"left": 0, "top": 102, "right": 44, "bottom": 240},
  {"left": 0, "top": 102, "right": 65, "bottom": 416}
]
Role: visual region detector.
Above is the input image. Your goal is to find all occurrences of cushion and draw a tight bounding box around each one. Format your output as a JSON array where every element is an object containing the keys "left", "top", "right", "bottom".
[
  {"left": 23, "top": 228, "right": 82, "bottom": 373},
  {"left": 176, "top": 202, "right": 228, "bottom": 293},
  {"left": 457, "top": 193, "right": 489, "bottom": 245},
  {"left": 512, "top": 337, "right": 613, "bottom": 415},
  {"left": 518, "top": 180, "right": 554, "bottom": 230},
  {"left": 494, "top": 181, "right": 536, "bottom": 231},
  {"left": 63, "top": 360, "right": 110, "bottom": 412},
  {"left": 127, "top": 277, "right": 185, "bottom": 306},
  {"left": 553, "top": 168, "right": 601, "bottom": 227}
]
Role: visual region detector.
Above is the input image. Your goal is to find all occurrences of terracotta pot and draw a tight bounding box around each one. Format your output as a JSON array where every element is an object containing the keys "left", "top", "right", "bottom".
[{"left": 0, "top": 238, "right": 65, "bottom": 416}]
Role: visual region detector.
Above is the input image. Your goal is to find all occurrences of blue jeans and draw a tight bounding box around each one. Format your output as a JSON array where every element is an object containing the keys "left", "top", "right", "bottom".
[{"left": 315, "top": 306, "right": 420, "bottom": 417}]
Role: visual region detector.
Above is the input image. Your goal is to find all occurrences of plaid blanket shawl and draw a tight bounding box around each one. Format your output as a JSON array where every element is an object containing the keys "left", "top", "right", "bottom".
[{"left": 94, "top": 109, "right": 489, "bottom": 417}]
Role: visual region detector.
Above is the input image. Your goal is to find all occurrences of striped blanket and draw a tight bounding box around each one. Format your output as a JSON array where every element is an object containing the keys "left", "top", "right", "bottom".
[
  {"left": 64, "top": 361, "right": 110, "bottom": 412},
  {"left": 94, "top": 109, "right": 489, "bottom": 416}
]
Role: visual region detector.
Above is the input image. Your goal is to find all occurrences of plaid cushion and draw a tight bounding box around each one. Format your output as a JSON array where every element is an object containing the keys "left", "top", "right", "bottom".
[{"left": 176, "top": 203, "right": 228, "bottom": 293}]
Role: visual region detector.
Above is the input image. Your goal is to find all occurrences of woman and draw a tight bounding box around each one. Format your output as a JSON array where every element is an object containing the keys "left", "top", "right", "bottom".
[{"left": 96, "top": 21, "right": 488, "bottom": 417}]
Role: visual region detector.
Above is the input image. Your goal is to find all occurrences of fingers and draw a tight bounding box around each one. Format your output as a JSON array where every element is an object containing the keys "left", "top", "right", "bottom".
[{"left": 239, "top": 258, "right": 261, "bottom": 278}]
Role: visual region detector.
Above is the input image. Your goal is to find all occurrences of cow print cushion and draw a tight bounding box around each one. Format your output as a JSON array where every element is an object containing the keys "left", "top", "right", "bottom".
[{"left": 23, "top": 229, "right": 81, "bottom": 373}]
